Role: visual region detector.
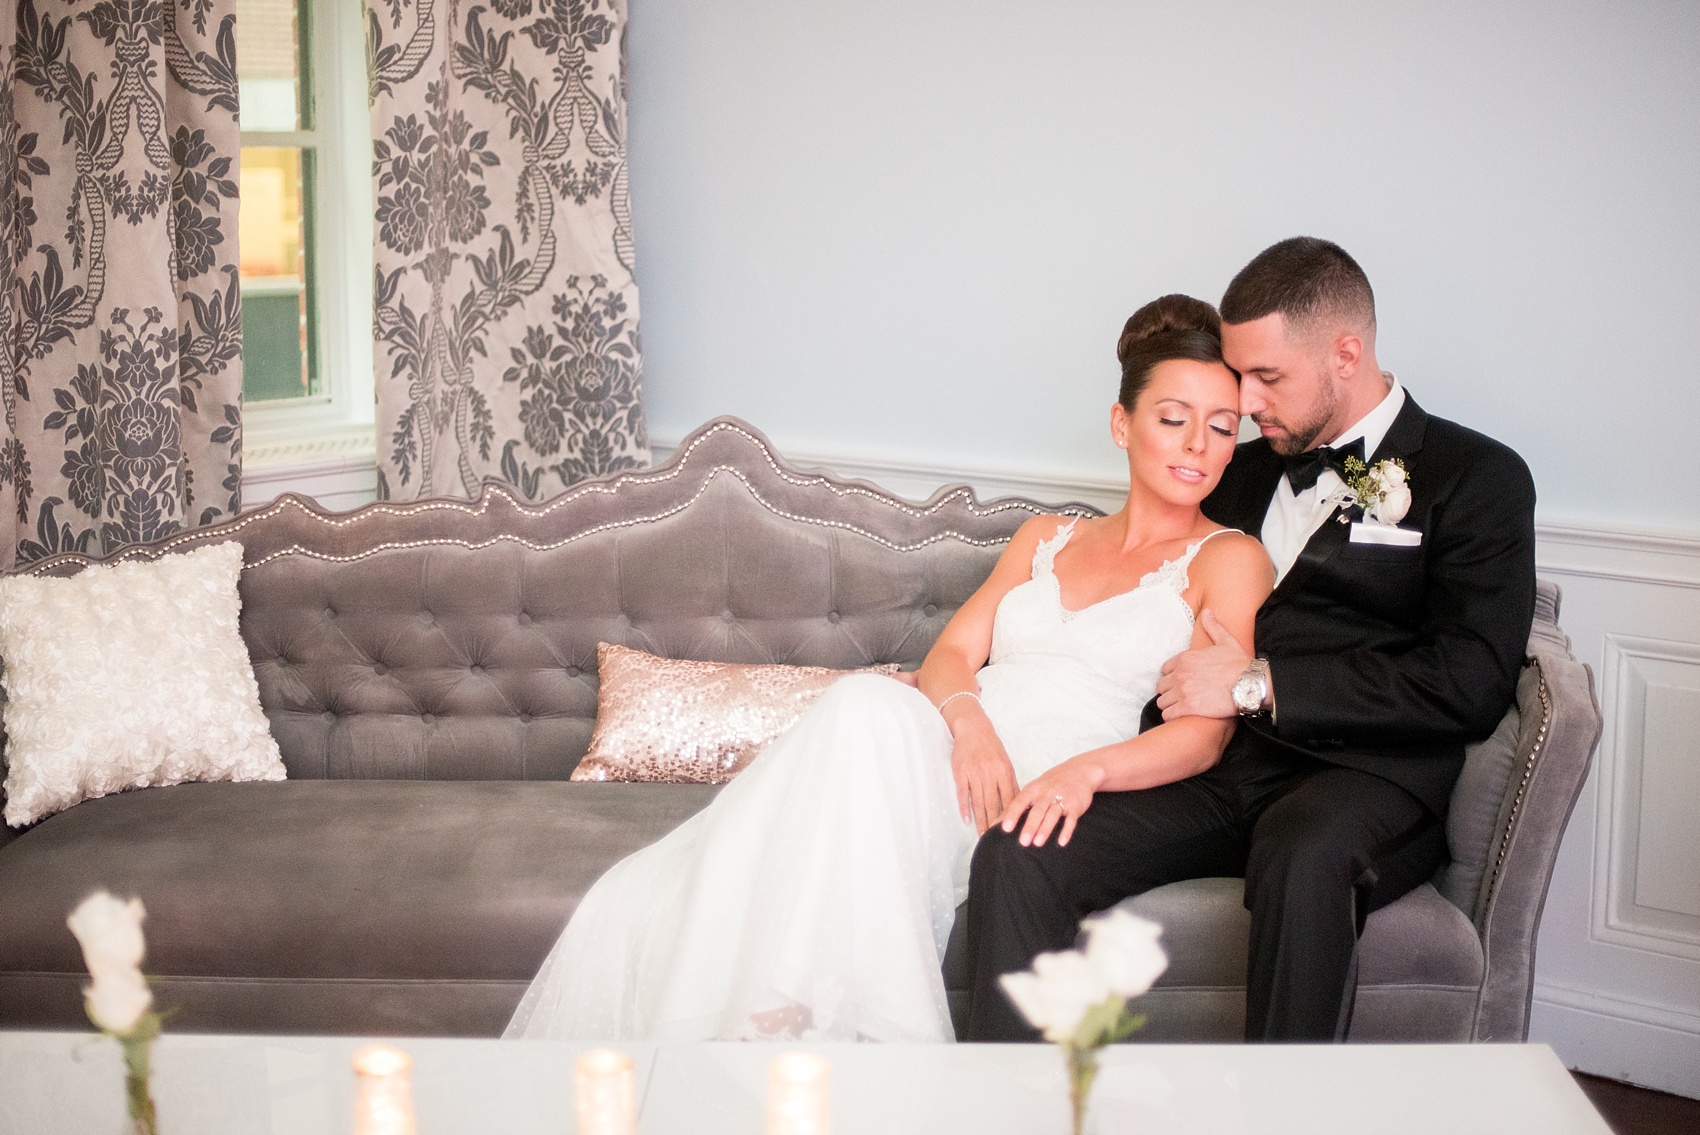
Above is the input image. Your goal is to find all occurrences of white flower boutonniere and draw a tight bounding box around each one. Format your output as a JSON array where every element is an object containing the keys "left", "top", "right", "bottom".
[{"left": 1325, "top": 456, "right": 1411, "bottom": 525}]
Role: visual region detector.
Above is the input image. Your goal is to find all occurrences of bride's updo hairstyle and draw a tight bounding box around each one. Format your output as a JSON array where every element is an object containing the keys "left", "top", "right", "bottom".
[{"left": 1114, "top": 294, "right": 1227, "bottom": 411}]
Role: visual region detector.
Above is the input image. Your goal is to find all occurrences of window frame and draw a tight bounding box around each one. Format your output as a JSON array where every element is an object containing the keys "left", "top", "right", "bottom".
[{"left": 239, "top": 0, "right": 375, "bottom": 469}]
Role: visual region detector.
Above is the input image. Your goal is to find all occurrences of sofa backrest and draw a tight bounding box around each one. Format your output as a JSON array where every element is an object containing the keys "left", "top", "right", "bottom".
[{"left": 18, "top": 419, "right": 1087, "bottom": 781}]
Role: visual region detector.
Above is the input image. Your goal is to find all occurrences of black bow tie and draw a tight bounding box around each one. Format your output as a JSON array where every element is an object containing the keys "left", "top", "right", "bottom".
[{"left": 1282, "top": 438, "right": 1365, "bottom": 494}]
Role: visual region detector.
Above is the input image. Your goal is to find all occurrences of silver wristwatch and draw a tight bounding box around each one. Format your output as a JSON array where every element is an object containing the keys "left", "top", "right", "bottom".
[{"left": 1232, "top": 659, "right": 1271, "bottom": 716}]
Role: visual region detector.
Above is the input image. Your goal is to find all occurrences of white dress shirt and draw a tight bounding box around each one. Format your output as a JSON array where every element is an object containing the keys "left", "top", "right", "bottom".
[{"left": 1261, "top": 374, "right": 1406, "bottom": 583}]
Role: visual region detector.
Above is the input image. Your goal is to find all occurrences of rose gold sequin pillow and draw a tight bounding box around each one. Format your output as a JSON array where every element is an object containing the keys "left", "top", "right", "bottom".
[{"left": 570, "top": 643, "right": 901, "bottom": 784}]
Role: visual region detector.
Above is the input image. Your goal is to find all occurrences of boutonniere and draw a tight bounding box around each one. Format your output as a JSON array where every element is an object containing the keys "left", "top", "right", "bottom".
[{"left": 1325, "top": 456, "right": 1411, "bottom": 525}]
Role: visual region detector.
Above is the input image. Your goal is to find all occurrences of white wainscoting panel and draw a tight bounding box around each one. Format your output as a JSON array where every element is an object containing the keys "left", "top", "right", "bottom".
[
  {"left": 1595, "top": 636, "right": 1700, "bottom": 959},
  {"left": 1530, "top": 525, "right": 1700, "bottom": 1097}
]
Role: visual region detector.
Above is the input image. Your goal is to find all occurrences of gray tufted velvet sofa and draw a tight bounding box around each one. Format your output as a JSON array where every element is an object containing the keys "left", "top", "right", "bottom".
[{"left": 0, "top": 417, "right": 1600, "bottom": 1044}]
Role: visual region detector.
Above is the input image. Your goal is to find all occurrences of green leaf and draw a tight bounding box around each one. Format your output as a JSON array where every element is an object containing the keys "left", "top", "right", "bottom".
[
  {"left": 1071, "top": 997, "right": 1130, "bottom": 1049},
  {"left": 1106, "top": 1011, "right": 1147, "bottom": 1044}
]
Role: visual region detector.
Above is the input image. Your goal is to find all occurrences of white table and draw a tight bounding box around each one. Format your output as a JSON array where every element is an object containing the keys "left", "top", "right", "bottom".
[{"left": 0, "top": 1032, "right": 1611, "bottom": 1135}]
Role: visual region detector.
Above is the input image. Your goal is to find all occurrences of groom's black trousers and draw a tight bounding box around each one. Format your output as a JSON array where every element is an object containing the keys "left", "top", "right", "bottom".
[{"left": 961, "top": 727, "right": 1447, "bottom": 1042}]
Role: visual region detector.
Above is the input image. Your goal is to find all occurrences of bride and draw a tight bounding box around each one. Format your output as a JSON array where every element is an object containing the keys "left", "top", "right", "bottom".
[{"left": 505, "top": 295, "right": 1274, "bottom": 1043}]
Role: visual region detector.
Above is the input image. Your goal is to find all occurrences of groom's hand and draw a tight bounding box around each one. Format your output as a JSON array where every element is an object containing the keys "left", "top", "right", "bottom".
[{"left": 1155, "top": 609, "right": 1249, "bottom": 721}]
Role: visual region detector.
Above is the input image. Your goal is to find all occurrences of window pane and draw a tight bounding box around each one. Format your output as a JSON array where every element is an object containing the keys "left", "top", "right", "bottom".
[
  {"left": 236, "top": 0, "right": 302, "bottom": 132},
  {"left": 240, "top": 146, "right": 312, "bottom": 402}
]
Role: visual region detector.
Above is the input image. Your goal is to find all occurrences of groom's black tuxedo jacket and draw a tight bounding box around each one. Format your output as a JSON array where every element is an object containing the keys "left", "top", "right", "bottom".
[{"left": 1200, "top": 395, "right": 1537, "bottom": 815}]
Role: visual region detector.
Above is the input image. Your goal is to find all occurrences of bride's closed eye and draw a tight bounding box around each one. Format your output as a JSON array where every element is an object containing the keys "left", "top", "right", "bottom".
[{"left": 1159, "top": 416, "right": 1233, "bottom": 437}]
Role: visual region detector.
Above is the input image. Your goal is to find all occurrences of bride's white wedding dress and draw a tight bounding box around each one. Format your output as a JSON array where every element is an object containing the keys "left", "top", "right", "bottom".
[{"left": 504, "top": 521, "right": 1227, "bottom": 1043}]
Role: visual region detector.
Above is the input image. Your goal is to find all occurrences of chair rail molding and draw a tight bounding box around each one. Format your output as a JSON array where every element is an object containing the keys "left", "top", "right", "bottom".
[
  {"left": 1533, "top": 522, "right": 1700, "bottom": 590},
  {"left": 649, "top": 430, "right": 1700, "bottom": 1099}
]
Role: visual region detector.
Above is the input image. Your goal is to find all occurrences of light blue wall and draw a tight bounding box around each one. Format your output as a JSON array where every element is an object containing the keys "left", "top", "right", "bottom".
[{"left": 626, "top": 0, "right": 1700, "bottom": 530}]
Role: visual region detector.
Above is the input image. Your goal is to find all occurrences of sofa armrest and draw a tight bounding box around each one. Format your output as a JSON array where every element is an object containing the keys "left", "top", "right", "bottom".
[{"left": 1471, "top": 645, "right": 1602, "bottom": 1041}]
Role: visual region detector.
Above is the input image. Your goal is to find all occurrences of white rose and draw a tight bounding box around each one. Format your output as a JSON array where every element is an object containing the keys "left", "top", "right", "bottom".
[
  {"left": 1081, "top": 909, "right": 1168, "bottom": 999},
  {"left": 85, "top": 972, "right": 153, "bottom": 1037},
  {"left": 1378, "top": 462, "right": 1407, "bottom": 489},
  {"left": 1371, "top": 484, "right": 1413, "bottom": 526},
  {"left": 999, "top": 948, "right": 1110, "bottom": 1043},
  {"left": 67, "top": 892, "right": 152, "bottom": 1035}
]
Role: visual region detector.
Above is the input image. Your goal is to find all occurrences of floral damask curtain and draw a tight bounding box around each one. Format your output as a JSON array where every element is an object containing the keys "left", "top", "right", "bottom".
[
  {"left": 0, "top": 0, "right": 244, "bottom": 569},
  {"left": 368, "top": 0, "right": 647, "bottom": 502}
]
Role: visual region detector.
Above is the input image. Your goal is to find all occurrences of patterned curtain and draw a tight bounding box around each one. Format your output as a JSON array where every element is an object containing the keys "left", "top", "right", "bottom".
[
  {"left": 0, "top": 0, "right": 244, "bottom": 570},
  {"left": 368, "top": 0, "right": 647, "bottom": 502}
]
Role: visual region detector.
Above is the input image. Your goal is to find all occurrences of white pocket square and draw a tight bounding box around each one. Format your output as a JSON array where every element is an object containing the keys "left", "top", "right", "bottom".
[{"left": 1349, "top": 522, "right": 1422, "bottom": 546}]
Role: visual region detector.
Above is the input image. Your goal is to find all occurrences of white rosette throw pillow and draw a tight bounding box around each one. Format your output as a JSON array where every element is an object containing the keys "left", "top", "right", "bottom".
[{"left": 0, "top": 542, "right": 284, "bottom": 827}]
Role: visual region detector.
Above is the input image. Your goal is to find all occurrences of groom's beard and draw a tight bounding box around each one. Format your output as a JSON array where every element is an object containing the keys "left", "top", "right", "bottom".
[{"left": 1254, "top": 374, "right": 1339, "bottom": 457}]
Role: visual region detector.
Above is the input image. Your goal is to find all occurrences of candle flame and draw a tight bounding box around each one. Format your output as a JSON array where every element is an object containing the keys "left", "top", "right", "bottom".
[{"left": 768, "top": 1052, "right": 829, "bottom": 1135}]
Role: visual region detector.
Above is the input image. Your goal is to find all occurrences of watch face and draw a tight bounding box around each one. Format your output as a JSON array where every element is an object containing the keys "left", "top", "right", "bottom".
[{"left": 1233, "top": 675, "right": 1259, "bottom": 713}]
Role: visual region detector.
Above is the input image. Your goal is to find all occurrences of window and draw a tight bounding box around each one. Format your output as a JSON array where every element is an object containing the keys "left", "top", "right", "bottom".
[{"left": 237, "top": 0, "right": 374, "bottom": 465}]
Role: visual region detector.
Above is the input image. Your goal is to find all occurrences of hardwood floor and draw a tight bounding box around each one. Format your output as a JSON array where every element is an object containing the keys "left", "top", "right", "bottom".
[{"left": 1572, "top": 1073, "right": 1700, "bottom": 1135}]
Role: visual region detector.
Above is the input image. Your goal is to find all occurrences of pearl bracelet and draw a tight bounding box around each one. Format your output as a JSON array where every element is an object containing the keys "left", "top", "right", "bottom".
[{"left": 936, "top": 690, "right": 982, "bottom": 714}]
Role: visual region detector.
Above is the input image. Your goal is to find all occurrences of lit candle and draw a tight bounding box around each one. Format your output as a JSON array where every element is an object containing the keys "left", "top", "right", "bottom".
[
  {"left": 352, "top": 1044, "right": 417, "bottom": 1135},
  {"left": 767, "top": 1052, "right": 830, "bottom": 1135},
  {"left": 575, "top": 1048, "right": 638, "bottom": 1135}
]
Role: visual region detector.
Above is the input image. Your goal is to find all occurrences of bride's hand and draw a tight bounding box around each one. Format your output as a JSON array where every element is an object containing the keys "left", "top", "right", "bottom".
[
  {"left": 948, "top": 713, "right": 1020, "bottom": 835},
  {"left": 999, "top": 757, "right": 1107, "bottom": 848}
]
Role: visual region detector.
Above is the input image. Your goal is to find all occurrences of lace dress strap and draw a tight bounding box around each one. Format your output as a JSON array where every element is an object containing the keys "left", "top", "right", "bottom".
[
  {"left": 1142, "top": 527, "right": 1243, "bottom": 593},
  {"left": 1030, "top": 518, "right": 1078, "bottom": 579}
]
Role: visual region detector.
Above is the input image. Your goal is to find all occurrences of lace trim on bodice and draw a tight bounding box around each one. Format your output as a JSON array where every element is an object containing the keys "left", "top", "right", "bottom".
[{"left": 1033, "top": 520, "right": 1240, "bottom": 623}]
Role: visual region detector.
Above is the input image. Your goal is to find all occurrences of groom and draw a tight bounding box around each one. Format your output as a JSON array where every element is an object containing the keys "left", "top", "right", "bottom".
[{"left": 961, "top": 237, "right": 1537, "bottom": 1041}]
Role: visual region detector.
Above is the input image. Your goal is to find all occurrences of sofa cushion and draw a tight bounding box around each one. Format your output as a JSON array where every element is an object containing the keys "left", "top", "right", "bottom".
[
  {"left": 0, "top": 779, "right": 717, "bottom": 1032},
  {"left": 1117, "top": 876, "right": 1251, "bottom": 986},
  {"left": 945, "top": 877, "right": 1484, "bottom": 1042},
  {"left": 1357, "top": 881, "right": 1486, "bottom": 988},
  {"left": 571, "top": 643, "right": 899, "bottom": 783},
  {"left": 1113, "top": 878, "right": 1482, "bottom": 989},
  {"left": 1121, "top": 879, "right": 1481, "bottom": 1041},
  {"left": 0, "top": 542, "right": 284, "bottom": 827}
]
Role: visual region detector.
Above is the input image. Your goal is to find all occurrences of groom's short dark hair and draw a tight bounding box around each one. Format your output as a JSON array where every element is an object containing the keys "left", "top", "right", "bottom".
[{"left": 1220, "top": 237, "right": 1376, "bottom": 337}]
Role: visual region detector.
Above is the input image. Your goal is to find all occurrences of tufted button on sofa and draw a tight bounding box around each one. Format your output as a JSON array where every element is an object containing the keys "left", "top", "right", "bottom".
[{"left": 0, "top": 417, "right": 1599, "bottom": 1042}]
